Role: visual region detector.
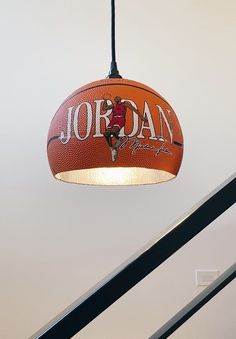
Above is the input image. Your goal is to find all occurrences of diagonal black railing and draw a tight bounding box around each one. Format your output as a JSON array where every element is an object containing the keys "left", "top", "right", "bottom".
[
  {"left": 149, "top": 263, "right": 236, "bottom": 339},
  {"left": 30, "top": 173, "right": 235, "bottom": 339}
]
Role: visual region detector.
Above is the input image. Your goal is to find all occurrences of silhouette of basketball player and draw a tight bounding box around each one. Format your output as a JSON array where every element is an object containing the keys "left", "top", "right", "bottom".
[{"left": 102, "top": 95, "right": 146, "bottom": 161}]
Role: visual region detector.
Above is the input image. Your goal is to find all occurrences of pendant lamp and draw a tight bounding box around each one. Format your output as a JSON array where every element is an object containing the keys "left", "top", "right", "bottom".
[{"left": 47, "top": 0, "right": 183, "bottom": 185}]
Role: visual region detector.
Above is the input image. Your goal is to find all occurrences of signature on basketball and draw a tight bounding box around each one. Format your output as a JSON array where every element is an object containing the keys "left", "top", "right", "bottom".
[{"left": 119, "top": 136, "right": 171, "bottom": 156}]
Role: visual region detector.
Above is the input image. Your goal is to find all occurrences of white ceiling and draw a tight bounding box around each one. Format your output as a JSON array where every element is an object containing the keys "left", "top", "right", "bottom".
[{"left": 0, "top": 1, "right": 235, "bottom": 338}]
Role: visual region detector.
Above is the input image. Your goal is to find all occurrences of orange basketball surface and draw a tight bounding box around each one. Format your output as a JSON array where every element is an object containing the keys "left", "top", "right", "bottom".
[{"left": 47, "top": 78, "right": 183, "bottom": 185}]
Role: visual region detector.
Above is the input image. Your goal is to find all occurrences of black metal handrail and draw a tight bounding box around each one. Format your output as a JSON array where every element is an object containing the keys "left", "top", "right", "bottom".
[
  {"left": 149, "top": 263, "right": 236, "bottom": 339},
  {"left": 30, "top": 174, "right": 236, "bottom": 339}
]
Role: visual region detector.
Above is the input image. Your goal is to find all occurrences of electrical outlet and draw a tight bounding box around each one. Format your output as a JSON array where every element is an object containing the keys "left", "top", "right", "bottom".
[{"left": 195, "top": 269, "right": 220, "bottom": 286}]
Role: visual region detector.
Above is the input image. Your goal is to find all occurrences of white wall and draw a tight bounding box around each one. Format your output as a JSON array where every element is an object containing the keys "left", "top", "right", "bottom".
[{"left": 0, "top": 1, "right": 235, "bottom": 338}]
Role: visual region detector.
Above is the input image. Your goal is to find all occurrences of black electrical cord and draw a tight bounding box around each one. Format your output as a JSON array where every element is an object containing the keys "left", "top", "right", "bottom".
[{"left": 108, "top": 0, "right": 122, "bottom": 78}]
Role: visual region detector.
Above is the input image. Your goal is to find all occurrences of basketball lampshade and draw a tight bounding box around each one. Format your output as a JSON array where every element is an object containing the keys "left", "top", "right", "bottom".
[{"left": 47, "top": 78, "right": 183, "bottom": 185}]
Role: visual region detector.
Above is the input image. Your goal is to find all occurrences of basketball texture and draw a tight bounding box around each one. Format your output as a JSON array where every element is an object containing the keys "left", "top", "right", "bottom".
[{"left": 47, "top": 78, "right": 183, "bottom": 185}]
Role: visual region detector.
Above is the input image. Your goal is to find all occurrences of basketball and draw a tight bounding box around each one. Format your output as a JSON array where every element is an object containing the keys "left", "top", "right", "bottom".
[{"left": 47, "top": 78, "right": 183, "bottom": 185}]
